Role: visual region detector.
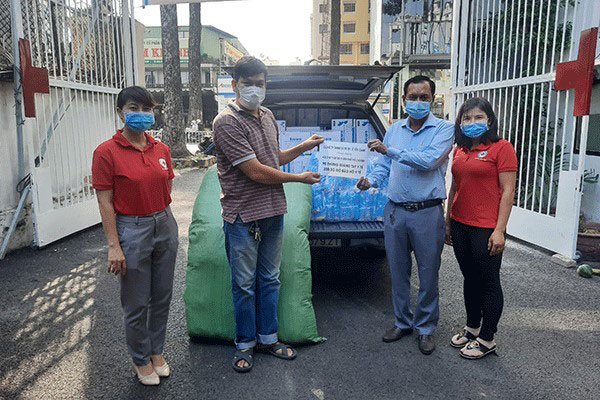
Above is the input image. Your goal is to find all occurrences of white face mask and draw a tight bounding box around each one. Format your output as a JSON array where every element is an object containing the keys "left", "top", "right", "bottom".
[{"left": 238, "top": 86, "right": 266, "bottom": 110}]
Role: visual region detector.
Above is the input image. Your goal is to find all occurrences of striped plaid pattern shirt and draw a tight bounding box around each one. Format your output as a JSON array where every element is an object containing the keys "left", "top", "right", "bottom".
[{"left": 212, "top": 101, "right": 287, "bottom": 223}]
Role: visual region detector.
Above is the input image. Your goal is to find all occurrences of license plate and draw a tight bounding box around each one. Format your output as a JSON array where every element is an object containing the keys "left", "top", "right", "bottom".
[{"left": 310, "top": 239, "right": 341, "bottom": 248}]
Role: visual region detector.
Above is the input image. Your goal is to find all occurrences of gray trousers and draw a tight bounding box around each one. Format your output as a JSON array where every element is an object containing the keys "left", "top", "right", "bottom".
[
  {"left": 384, "top": 202, "right": 445, "bottom": 335},
  {"left": 117, "top": 207, "right": 178, "bottom": 366}
]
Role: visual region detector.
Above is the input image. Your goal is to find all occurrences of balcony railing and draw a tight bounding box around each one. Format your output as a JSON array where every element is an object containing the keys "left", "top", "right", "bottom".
[{"left": 391, "top": 14, "right": 452, "bottom": 68}]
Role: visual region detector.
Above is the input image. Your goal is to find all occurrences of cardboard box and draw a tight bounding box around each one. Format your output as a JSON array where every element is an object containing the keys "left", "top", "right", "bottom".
[
  {"left": 320, "top": 130, "right": 343, "bottom": 143},
  {"left": 331, "top": 119, "right": 355, "bottom": 143},
  {"left": 354, "top": 119, "right": 377, "bottom": 144},
  {"left": 280, "top": 132, "right": 311, "bottom": 173},
  {"left": 276, "top": 120, "right": 287, "bottom": 132},
  {"left": 280, "top": 131, "right": 311, "bottom": 150},
  {"left": 286, "top": 126, "right": 322, "bottom": 132}
]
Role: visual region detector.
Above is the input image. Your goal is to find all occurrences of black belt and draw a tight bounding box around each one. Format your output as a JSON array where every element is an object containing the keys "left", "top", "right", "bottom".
[{"left": 392, "top": 199, "right": 443, "bottom": 212}]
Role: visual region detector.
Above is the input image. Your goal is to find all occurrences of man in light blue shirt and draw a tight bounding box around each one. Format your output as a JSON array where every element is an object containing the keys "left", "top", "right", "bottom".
[{"left": 358, "top": 75, "right": 454, "bottom": 355}]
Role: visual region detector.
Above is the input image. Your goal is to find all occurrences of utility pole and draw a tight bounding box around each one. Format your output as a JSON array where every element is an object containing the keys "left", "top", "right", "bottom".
[
  {"left": 188, "top": 2, "right": 203, "bottom": 125},
  {"left": 330, "top": 0, "right": 341, "bottom": 65}
]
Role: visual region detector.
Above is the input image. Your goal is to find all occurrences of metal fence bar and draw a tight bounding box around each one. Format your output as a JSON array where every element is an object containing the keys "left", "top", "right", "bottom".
[
  {"left": 488, "top": 0, "right": 498, "bottom": 83},
  {"left": 482, "top": 0, "right": 491, "bottom": 84},
  {"left": 523, "top": 84, "right": 537, "bottom": 209},
  {"left": 497, "top": 0, "right": 507, "bottom": 81},
  {"left": 516, "top": 85, "right": 527, "bottom": 205},
  {"left": 537, "top": 82, "right": 553, "bottom": 213},
  {"left": 507, "top": 86, "right": 515, "bottom": 144},
  {"left": 505, "top": 0, "right": 516, "bottom": 80},
  {"left": 541, "top": 0, "right": 552, "bottom": 75},
  {"left": 513, "top": 0, "right": 523, "bottom": 80},
  {"left": 533, "top": 0, "right": 544, "bottom": 77},
  {"left": 531, "top": 81, "right": 545, "bottom": 209},
  {"left": 559, "top": 0, "right": 570, "bottom": 64},
  {"left": 112, "top": 0, "right": 123, "bottom": 87},
  {"left": 475, "top": 0, "right": 483, "bottom": 85},
  {"left": 452, "top": 72, "right": 555, "bottom": 93}
]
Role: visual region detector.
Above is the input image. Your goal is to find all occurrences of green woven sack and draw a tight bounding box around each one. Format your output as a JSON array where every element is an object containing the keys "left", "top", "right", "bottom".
[{"left": 184, "top": 166, "right": 323, "bottom": 344}]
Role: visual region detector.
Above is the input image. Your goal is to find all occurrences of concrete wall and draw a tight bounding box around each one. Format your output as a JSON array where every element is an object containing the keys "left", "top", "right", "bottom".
[{"left": 0, "top": 82, "right": 34, "bottom": 254}]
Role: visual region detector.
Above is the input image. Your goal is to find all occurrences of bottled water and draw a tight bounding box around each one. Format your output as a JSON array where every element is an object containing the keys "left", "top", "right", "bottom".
[
  {"left": 339, "top": 190, "right": 355, "bottom": 221},
  {"left": 374, "top": 189, "right": 388, "bottom": 222},
  {"left": 312, "top": 183, "right": 326, "bottom": 221}
]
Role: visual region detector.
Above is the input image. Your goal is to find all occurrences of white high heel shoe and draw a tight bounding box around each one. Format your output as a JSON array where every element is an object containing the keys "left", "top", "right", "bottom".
[
  {"left": 152, "top": 361, "right": 171, "bottom": 378},
  {"left": 133, "top": 363, "right": 160, "bottom": 386}
]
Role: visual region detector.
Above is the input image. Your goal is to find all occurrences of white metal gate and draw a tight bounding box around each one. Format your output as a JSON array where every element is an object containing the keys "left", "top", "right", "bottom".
[
  {"left": 18, "top": 0, "right": 136, "bottom": 247},
  {"left": 451, "top": 0, "right": 600, "bottom": 257}
]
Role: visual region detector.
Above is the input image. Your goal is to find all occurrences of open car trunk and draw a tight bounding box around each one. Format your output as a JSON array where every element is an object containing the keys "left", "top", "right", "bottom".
[{"left": 263, "top": 66, "right": 403, "bottom": 247}]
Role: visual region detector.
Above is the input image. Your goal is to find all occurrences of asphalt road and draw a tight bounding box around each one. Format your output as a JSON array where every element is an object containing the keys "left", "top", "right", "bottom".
[{"left": 0, "top": 169, "right": 598, "bottom": 400}]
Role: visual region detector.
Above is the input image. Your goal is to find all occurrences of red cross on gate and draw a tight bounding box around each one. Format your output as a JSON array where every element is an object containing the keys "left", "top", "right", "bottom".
[
  {"left": 554, "top": 28, "right": 598, "bottom": 117},
  {"left": 19, "top": 39, "right": 50, "bottom": 118}
]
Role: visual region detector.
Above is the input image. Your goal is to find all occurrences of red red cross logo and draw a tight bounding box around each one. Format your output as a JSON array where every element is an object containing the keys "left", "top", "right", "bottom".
[{"left": 555, "top": 27, "right": 598, "bottom": 117}]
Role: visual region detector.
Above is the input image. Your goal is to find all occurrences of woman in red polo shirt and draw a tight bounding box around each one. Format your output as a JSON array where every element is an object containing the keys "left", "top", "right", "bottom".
[
  {"left": 92, "top": 86, "right": 178, "bottom": 385},
  {"left": 445, "top": 97, "right": 517, "bottom": 359}
]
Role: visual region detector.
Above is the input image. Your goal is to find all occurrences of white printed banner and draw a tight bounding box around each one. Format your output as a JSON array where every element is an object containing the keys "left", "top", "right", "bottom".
[{"left": 318, "top": 142, "right": 369, "bottom": 179}]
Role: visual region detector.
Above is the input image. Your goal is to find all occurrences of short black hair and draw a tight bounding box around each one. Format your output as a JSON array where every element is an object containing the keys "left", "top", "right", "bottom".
[
  {"left": 455, "top": 97, "right": 501, "bottom": 148},
  {"left": 403, "top": 75, "right": 436, "bottom": 97},
  {"left": 116, "top": 86, "right": 156, "bottom": 109},
  {"left": 233, "top": 56, "right": 268, "bottom": 80}
]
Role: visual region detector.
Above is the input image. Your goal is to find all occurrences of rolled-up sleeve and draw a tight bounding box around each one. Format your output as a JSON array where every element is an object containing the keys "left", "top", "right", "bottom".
[
  {"left": 386, "top": 122, "right": 455, "bottom": 171},
  {"left": 368, "top": 129, "right": 394, "bottom": 187},
  {"left": 213, "top": 116, "right": 256, "bottom": 166}
]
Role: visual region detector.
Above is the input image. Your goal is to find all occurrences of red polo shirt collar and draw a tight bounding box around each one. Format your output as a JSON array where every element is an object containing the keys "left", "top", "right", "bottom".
[
  {"left": 467, "top": 142, "right": 493, "bottom": 152},
  {"left": 112, "top": 129, "right": 157, "bottom": 151}
]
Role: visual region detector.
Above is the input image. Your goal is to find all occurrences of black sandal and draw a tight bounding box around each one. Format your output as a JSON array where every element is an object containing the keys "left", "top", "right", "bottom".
[
  {"left": 232, "top": 348, "right": 254, "bottom": 373},
  {"left": 257, "top": 342, "right": 297, "bottom": 360},
  {"left": 450, "top": 328, "right": 478, "bottom": 348},
  {"left": 460, "top": 339, "right": 497, "bottom": 359}
]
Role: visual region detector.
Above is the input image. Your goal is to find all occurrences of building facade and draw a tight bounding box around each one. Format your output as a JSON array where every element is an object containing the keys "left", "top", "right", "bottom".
[
  {"left": 311, "top": 0, "right": 371, "bottom": 65},
  {"left": 370, "top": 0, "right": 454, "bottom": 121},
  {"left": 143, "top": 25, "right": 248, "bottom": 89}
]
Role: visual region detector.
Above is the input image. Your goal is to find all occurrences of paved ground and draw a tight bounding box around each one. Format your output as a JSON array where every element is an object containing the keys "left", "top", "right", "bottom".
[{"left": 0, "top": 169, "right": 598, "bottom": 400}]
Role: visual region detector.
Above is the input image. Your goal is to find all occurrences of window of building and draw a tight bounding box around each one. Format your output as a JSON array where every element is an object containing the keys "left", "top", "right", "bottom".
[
  {"left": 205, "top": 71, "right": 211, "bottom": 85},
  {"left": 319, "top": 23, "right": 329, "bottom": 33},
  {"left": 340, "top": 43, "right": 353, "bottom": 54},
  {"left": 344, "top": 2, "right": 356, "bottom": 13},
  {"left": 361, "top": 43, "right": 370, "bottom": 54},
  {"left": 181, "top": 71, "right": 189, "bottom": 86},
  {"left": 319, "top": 3, "right": 328, "bottom": 13},
  {"left": 179, "top": 31, "right": 188, "bottom": 39},
  {"left": 145, "top": 71, "right": 156, "bottom": 87},
  {"left": 343, "top": 23, "right": 356, "bottom": 33},
  {"left": 576, "top": 114, "right": 600, "bottom": 156}
]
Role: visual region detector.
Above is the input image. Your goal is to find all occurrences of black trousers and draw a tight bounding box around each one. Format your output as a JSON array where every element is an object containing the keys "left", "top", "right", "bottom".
[{"left": 450, "top": 219, "right": 504, "bottom": 341}]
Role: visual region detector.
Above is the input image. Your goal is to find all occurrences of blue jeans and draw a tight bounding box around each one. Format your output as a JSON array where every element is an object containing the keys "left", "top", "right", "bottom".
[{"left": 224, "top": 215, "right": 284, "bottom": 350}]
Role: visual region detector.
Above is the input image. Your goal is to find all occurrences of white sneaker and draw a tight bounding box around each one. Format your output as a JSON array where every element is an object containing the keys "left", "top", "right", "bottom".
[
  {"left": 133, "top": 363, "right": 160, "bottom": 386},
  {"left": 153, "top": 362, "right": 171, "bottom": 378}
]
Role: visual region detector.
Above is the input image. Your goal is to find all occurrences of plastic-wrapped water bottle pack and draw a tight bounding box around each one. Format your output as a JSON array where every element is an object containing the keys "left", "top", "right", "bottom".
[{"left": 308, "top": 154, "right": 389, "bottom": 222}]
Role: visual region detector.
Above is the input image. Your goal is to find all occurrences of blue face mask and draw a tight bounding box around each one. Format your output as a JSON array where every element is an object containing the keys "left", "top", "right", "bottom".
[
  {"left": 124, "top": 111, "right": 155, "bottom": 132},
  {"left": 405, "top": 101, "right": 431, "bottom": 120},
  {"left": 461, "top": 122, "right": 488, "bottom": 138}
]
